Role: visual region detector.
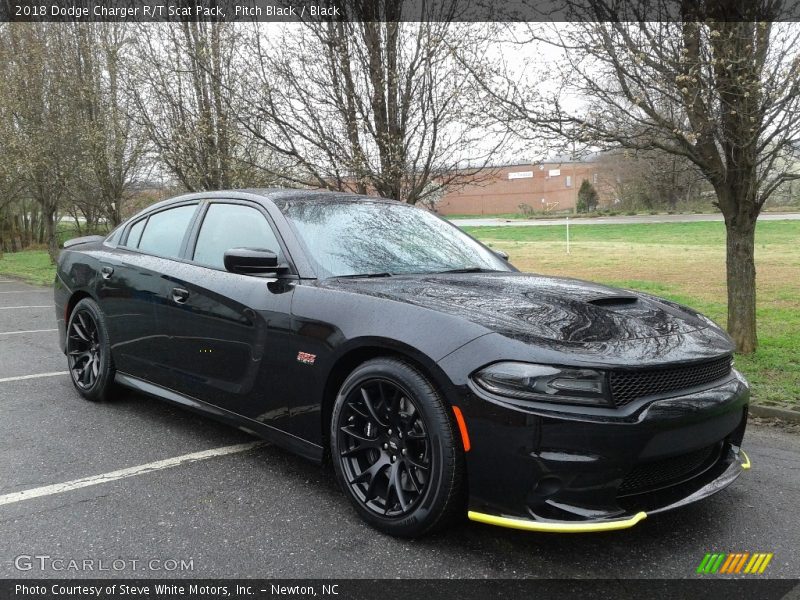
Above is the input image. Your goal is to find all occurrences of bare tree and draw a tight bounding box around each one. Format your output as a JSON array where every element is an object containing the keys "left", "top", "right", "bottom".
[
  {"left": 0, "top": 24, "right": 83, "bottom": 263},
  {"left": 468, "top": 4, "right": 800, "bottom": 353},
  {"left": 127, "top": 22, "right": 275, "bottom": 191},
  {"left": 0, "top": 45, "right": 26, "bottom": 256},
  {"left": 594, "top": 148, "right": 709, "bottom": 211},
  {"left": 70, "top": 23, "right": 148, "bottom": 227},
  {"left": 235, "top": 5, "right": 506, "bottom": 205}
]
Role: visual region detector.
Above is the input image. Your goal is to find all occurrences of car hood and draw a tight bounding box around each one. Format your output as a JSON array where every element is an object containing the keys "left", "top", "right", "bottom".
[{"left": 322, "top": 272, "right": 716, "bottom": 345}]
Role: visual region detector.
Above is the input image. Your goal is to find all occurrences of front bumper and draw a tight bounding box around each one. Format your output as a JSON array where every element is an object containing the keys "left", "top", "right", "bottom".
[
  {"left": 457, "top": 371, "right": 750, "bottom": 532},
  {"left": 468, "top": 449, "right": 750, "bottom": 532}
]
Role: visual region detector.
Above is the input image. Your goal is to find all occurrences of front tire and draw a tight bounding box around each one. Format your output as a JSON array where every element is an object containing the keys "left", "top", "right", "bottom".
[
  {"left": 330, "top": 358, "right": 465, "bottom": 537},
  {"left": 66, "top": 298, "right": 116, "bottom": 402}
]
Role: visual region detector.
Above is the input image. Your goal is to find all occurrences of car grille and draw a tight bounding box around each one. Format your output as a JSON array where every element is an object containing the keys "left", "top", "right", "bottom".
[
  {"left": 618, "top": 443, "right": 720, "bottom": 497},
  {"left": 609, "top": 356, "right": 732, "bottom": 407}
]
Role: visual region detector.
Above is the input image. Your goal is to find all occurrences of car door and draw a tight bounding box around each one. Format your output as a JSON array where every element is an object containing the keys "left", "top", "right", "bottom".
[
  {"left": 99, "top": 202, "right": 200, "bottom": 384},
  {"left": 152, "top": 200, "right": 297, "bottom": 426}
]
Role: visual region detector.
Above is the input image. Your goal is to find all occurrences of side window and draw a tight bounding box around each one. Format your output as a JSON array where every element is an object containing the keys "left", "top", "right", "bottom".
[
  {"left": 137, "top": 205, "right": 197, "bottom": 258},
  {"left": 125, "top": 218, "right": 146, "bottom": 248},
  {"left": 193, "top": 203, "right": 283, "bottom": 270},
  {"left": 106, "top": 225, "right": 123, "bottom": 246}
]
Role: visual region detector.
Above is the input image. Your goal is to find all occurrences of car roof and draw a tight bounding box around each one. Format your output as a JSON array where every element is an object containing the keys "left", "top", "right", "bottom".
[{"left": 142, "top": 188, "right": 404, "bottom": 215}]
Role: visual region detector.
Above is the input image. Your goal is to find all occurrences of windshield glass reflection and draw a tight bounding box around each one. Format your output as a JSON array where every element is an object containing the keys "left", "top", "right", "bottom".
[{"left": 276, "top": 199, "right": 512, "bottom": 278}]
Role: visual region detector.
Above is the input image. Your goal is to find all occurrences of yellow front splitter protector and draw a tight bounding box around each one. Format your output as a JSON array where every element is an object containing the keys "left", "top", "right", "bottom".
[
  {"left": 468, "top": 510, "right": 647, "bottom": 533},
  {"left": 740, "top": 449, "right": 751, "bottom": 470},
  {"left": 470, "top": 450, "right": 751, "bottom": 533}
]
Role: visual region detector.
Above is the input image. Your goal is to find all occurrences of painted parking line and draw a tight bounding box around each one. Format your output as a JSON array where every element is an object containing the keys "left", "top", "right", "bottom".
[
  {"left": 0, "top": 442, "right": 266, "bottom": 507},
  {"left": 0, "top": 290, "right": 51, "bottom": 294},
  {"left": 0, "top": 305, "right": 52, "bottom": 310},
  {"left": 0, "top": 371, "right": 68, "bottom": 384},
  {"left": 0, "top": 329, "right": 57, "bottom": 336}
]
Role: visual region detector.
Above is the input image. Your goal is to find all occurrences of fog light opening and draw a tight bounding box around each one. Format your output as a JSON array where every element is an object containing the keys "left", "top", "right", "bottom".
[{"left": 532, "top": 476, "right": 563, "bottom": 497}]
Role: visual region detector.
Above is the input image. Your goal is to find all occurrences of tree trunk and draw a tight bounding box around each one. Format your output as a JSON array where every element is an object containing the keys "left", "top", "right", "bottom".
[
  {"left": 37, "top": 212, "right": 45, "bottom": 244},
  {"left": 725, "top": 220, "right": 757, "bottom": 354},
  {"left": 19, "top": 210, "right": 29, "bottom": 247},
  {"left": 72, "top": 209, "right": 83, "bottom": 235},
  {"left": 45, "top": 208, "right": 59, "bottom": 264}
]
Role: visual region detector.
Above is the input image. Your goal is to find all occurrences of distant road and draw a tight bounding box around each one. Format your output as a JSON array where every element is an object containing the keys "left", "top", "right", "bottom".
[{"left": 451, "top": 212, "right": 800, "bottom": 227}]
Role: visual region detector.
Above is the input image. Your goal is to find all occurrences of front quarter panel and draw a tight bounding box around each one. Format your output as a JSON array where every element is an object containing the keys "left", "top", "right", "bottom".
[
  {"left": 283, "top": 282, "right": 490, "bottom": 443},
  {"left": 292, "top": 282, "right": 490, "bottom": 364}
]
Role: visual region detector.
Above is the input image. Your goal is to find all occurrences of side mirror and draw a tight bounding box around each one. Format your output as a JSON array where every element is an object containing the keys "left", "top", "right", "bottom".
[
  {"left": 494, "top": 249, "right": 509, "bottom": 261},
  {"left": 224, "top": 248, "right": 287, "bottom": 275}
]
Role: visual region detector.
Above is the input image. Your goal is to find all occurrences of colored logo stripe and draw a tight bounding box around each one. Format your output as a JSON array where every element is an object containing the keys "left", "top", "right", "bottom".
[
  {"left": 697, "top": 552, "right": 773, "bottom": 574},
  {"left": 720, "top": 553, "right": 737, "bottom": 573},
  {"left": 745, "top": 553, "right": 773, "bottom": 574}
]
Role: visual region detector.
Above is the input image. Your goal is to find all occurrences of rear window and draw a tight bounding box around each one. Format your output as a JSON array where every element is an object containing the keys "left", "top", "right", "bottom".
[
  {"left": 106, "top": 226, "right": 123, "bottom": 246},
  {"left": 125, "top": 218, "right": 146, "bottom": 249},
  {"left": 136, "top": 205, "right": 197, "bottom": 258}
]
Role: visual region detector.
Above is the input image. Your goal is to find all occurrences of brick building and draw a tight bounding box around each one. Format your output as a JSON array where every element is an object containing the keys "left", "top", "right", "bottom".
[{"left": 437, "top": 160, "right": 612, "bottom": 215}]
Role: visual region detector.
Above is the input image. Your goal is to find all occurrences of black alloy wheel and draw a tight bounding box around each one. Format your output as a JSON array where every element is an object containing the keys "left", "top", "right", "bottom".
[
  {"left": 66, "top": 298, "right": 116, "bottom": 401},
  {"left": 331, "top": 358, "right": 465, "bottom": 537},
  {"left": 337, "top": 378, "right": 432, "bottom": 517},
  {"left": 68, "top": 309, "right": 102, "bottom": 390}
]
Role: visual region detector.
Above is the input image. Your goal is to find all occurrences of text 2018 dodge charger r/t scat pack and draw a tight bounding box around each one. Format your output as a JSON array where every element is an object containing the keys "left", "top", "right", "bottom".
[{"left": 54, "top": 189, "right": 750, "bottom": 537}]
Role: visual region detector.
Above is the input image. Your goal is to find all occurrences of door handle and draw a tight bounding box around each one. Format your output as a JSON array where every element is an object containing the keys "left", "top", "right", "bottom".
[
  {"left": 100, "top": 266, "right": 114, "bottom": 279},
  {"left": 171, "top": 287, "right": 190, "bottom": 304}
]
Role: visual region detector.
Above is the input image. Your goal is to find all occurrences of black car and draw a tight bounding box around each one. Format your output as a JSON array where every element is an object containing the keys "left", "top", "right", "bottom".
[{"left": 54, "top": 189, "right": 750, "bottom": 537}]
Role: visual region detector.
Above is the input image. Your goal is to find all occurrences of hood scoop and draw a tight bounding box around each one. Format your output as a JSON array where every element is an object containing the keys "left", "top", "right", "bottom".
[
  {"left": 586, "top": 295, "right": 639, "bottom": 307},
  {"left": 586, "top": 295, "right": 647, "bottom": 315}
]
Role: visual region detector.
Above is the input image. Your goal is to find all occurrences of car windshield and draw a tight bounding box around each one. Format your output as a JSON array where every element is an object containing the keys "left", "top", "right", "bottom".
[{"left": 276, "top": 199, "right": 512, "bottom": 278}]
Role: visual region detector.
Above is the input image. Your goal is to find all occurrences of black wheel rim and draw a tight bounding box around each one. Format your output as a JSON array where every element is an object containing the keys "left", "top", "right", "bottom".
[
  {"left": 337, "top": 378, "right": 432, "bottom": 518},
  {"left": 67, "top": 309, "right": 101, "bottom": 390}
]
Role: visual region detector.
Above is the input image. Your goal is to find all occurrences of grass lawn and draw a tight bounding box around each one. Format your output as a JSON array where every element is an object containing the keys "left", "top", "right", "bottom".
[
  {"left": 0, "top": 222, "right": 107, "bottom": 286},
  {"left": 0, "top": 250, "right": 55, "bottom": 286},
  {"left": 465, "top": 220, "right": 800, "bottom": 410},
  {"left": 1, "top": 220, "right": 797, "bottom": 408}
]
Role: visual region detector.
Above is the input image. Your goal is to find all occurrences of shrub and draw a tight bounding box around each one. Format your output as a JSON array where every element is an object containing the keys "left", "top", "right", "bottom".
[
  {"left": 518, "top": 203, "right": 534, "bottom": 216},
  {"left": 576, "top": 179, "right": 600, "bottom": 213}
]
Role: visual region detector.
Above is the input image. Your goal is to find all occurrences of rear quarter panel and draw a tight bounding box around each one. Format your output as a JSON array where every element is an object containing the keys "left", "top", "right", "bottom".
[{"left": 55, "top": 245, "right": 105, "bottom": 351}]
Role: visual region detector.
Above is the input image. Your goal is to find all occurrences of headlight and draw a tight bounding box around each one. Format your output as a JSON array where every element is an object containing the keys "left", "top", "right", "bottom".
[{"left": 472, "top": 362, "right": 611, "bottom": 407}]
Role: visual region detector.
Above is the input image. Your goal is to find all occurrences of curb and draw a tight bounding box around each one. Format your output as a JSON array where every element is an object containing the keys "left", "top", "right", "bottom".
[{"left": 750, "top": 405, "right": 800, "bottom": 425}]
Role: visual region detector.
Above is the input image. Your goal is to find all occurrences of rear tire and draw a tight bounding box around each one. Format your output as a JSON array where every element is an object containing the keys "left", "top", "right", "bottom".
[
  {"left": 330, "top": 357, "right": 465, "bottom": 537},
  {"left": 66, "top": 298, "right": 116, "bottom": 402}
]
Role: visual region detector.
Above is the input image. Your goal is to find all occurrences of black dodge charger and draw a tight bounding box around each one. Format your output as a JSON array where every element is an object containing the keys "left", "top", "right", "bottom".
[{"left": 54, "top": 189, "right": 750, "bottom": 537}]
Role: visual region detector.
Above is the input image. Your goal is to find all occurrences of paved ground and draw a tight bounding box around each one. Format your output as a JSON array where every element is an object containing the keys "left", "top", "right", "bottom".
[
  {"left": 0, "top": 278, "right": 798, "bottom": 579},
  {"left": 450, "top": 212, "right": 800, "bottom": 227}
]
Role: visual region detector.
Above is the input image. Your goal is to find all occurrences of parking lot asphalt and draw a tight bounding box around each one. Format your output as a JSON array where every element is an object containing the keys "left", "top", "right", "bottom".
[{"left": 0, "top": 278, "right": 798, "bottom": 579}]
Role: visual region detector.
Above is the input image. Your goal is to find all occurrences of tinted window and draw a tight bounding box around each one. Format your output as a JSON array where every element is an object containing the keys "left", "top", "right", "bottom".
[
  {"left": 106, "top": 226, "right": 123, "bottom": 245},
  {"left": 276, "top": 200, "right": 510, "bottom": 277},
  {"left": 125, "top": 218, "right": 146, "bottom": 248},
  {"left": 193, "top": 203, "right": 283, "bottom": 269},
  {"left": 137, "top": 205, "right": 197, "bottom": 258}
]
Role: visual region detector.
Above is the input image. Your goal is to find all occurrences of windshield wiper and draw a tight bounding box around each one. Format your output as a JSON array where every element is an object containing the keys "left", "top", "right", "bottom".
[
  {"left": 435, "top": 267, "right": 499, "bottom": 274},
  {"left": 334, "top": 272, "right": 394, "bottom": 279}
]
